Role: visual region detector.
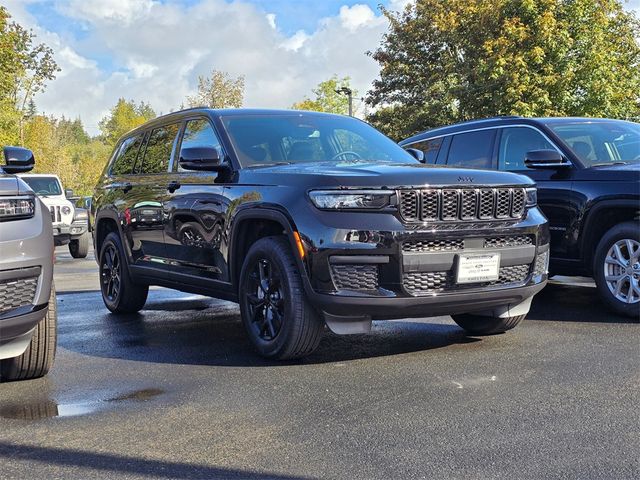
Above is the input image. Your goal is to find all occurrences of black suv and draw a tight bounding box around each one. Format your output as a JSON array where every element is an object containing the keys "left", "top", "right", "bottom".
[
  {"left": 92, "top": 109, "right": 549, "bottom": 359},
  {"left": 400, "top": 117, "right": 640, "bottom": 317}
]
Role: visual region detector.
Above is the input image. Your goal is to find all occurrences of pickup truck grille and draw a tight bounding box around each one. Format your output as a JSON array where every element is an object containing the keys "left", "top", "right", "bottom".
[
  {"left": 0, "top": 275, "right": 38, "bottom": 314},
  {"left": 403, "top": 264, "right": 531, "bottom": 295},
  {"left": 399, "top": 188, "right": 526, "bottom": 223},
  {"left": 49, "top": 205, "right": 61, "bottom": 223}
]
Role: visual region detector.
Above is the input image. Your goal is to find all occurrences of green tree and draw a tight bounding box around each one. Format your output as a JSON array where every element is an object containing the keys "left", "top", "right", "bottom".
[
  {"left": 186, "top": 70, "right": 245, "bottom": 109},
  {"left": 98, "top": 98, "right": 156, "bottom": 145},
  {"left": 292, "top": 76, "right": 357, "bottom": 115},
  {"left": 0, "top": 6, "right": 59, "bottom": 145},
  {"left": 366, "top": 0, "right": 640, "bottom": 140}
]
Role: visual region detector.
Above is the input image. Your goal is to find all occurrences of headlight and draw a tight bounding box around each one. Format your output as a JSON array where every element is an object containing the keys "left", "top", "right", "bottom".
[
  {"left": 525, "top": 187, "right": 537, "bottom": 207},
  {"left": 0, "top": 195, "right": 36, "bottom": 221},
  {"left": 309, "top": 190, "right": 395, "bottom": 210},
  {"left": 61, "top": 205, "right": 72, "bottom": 215}
]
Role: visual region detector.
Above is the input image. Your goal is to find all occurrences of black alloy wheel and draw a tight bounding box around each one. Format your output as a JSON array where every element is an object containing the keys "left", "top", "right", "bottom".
[
  {"left": 101, "top": 243, "right": 121, "bottom": 303},
  {"left": 246, "top": 258, "right": 285, "bottom": 341}
]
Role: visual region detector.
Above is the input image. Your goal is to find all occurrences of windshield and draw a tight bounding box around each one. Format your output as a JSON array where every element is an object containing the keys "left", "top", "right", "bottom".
[
  {"left": 221, "top": 114, "right": 417, "bottom": 167},
  {"left": 547, "top": 120, "right": 640, "bottom": 166},
  {"left": 21, "top": 176, "right": 62, "bottom": 196}
]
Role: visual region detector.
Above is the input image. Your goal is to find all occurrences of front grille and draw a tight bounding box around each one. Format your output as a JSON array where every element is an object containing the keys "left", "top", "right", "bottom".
[
  {"left": 402, "top": 239, "right": 464, "bottom": 252},
  {"left": 403, "top": 264, "right": 531, "bottom": 296},
  {"left": 398, "top": 188, "right": 527, "bottom": 223},
  {"left": 484, "top": 236, "right": 533, "bottom": 248},
  {"left": 330, "top": 264, "right": 379, "bottom": 291},
  {"left": 534, "top": 250, "right": 549, "bottom": 276},
  {"left": 49, "top": 206, "right": 61, "bottom": 223},
  {"left": 0, "top": 276, "right": 38, "bottom": 314}
]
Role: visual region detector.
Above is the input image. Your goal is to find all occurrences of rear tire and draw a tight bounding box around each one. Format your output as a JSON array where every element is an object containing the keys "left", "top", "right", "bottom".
[
  {"left": 99, "top": 232, "right": 148, "bottom": 314},
  {"left": 69, "top": 231, "right": 89, "bottom": 258},
  {"left": 451, "top": 313, "right": 526, "bottom": 335},
  {"left": 1, "top": 285, "right": 57, "bottom": 382},
  {"left": 239, "top": 236, "right": 323, "bottom": 360},
  {"left": 594, "top": 222, "right": 640, "bottom": 318}
]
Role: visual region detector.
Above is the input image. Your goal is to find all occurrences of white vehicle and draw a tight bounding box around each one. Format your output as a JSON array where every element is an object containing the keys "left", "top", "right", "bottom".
[{"left": 18, "top": 173, "right": 89, "bottom": 258}]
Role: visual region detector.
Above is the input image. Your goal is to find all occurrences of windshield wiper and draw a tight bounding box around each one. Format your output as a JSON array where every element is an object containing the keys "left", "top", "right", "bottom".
[
  {"left": 246, "top": 162, "right": 292, "bottom": 169},
  {"left": 590, "top": 161, "right": 629, "bottom": 167}
]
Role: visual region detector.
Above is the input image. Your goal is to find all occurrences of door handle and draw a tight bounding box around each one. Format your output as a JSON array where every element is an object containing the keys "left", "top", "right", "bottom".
[
  {"left": 167, "top": 180, "right": 181, "bottom": 193},
  {"left": 121, "top": 182, "right": 132, "bottom": 193}
]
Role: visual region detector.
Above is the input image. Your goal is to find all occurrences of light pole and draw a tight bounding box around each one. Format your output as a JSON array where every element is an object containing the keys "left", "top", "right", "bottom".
[{"left": 334, "top": 87, "right": 353, "bottom": 116}]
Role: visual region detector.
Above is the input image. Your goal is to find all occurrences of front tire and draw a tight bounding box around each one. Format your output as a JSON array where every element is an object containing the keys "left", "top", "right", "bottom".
[
  {"left": 239, "top": 236, "right": 323, "bottom": 360},
  {"left": 594, "top": 222, "right": 640, "bottom": 318},
  {"left": 451, "top": 313, "right": 526, "bottom": 335},
  {"left": 1, "top": 285, "right": 57, "bottom": 381},
  {"left": 69, "top": 231, "right": 89, "bottom": 258},
  {"left": 99, "top": 232, "right": 148, "bottom": 314}
]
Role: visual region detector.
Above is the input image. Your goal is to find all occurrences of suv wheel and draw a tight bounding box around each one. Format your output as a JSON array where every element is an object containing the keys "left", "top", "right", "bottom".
[
  {"left": 99, "top": 232, "right": 148, "bottom": 314},
  {"left": 451, "top": 313, "right": 525, "bottom": 335},
  {"left": 69, "top": 231, "right": 89, "bottom": 258},
  {"left": 1, "top": 285, "right": 57, "bottom": 381},
  {"left": 239, "top": 236, "right": 323, "bottom": 360},
  {"left": 594, "top": 222, "right": 640, "bottom": 318}
]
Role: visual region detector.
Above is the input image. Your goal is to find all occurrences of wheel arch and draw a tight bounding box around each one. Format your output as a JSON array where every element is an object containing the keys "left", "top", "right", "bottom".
[
  {"left": 93, "top": 210, "right": 121, "bottom": 262},
  {"left": 229, "top": 208, "right": 309, "bottom": 292},
  {"left": 580, "top": 200, "right": 640, "bottom": 273}
]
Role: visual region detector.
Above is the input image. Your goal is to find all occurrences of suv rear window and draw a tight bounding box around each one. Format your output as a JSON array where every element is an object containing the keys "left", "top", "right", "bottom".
[
  {"left": 111, "top": 134, "right": 144, "bottom": 176},
  {"left": 140, "top": 123, "right": 180, "bottom": 174},
  {"left": 447, "top": 130, "right": 496, "bottom": 169}
]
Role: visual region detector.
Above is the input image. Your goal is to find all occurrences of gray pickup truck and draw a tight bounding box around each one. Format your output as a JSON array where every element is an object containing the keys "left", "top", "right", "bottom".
[{"left": 0, "top": 146, "right": 56, "bottom": 381}]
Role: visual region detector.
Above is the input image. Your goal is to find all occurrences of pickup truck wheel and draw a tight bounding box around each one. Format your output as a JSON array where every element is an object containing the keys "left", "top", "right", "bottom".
[
  {"left": 99, "top": 232, "right": 148, "bottom": 314},
  {"left": 451, "top": 314, "right": 525, "bottom": 335},
  {"left": 594, "top": 222, "right": 640, "bottom": 318},
  {"left": 239, "top": 236, "right": 323, "bottom": 360},
  {"left": 1, "top": 285, "right": 57, "bottom": 381},
  {"left": 69, "top": 231, "right": 89, "bottom": 258}
]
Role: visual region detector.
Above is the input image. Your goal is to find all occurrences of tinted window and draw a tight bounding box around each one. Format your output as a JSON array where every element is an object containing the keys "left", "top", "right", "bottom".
[
  {"left": 178, "top": 119, "right": 223, "bottom": 172},
  {"left": 111, "top": 135, "right": 143, "bottom": 175},
  {"left": 405, "top": 138, "right": 443, "bottom": 164},
  {"left": 21, "top": 176, "right": 62, "bottom": 195},
  {"left": 221, "top": 114, "right": 416, "bottom": 167},
  {"left": 498, "top": 127, "right": 555, "bottom": 170},
  {"left": 447, "top": 130, "right": 496, "bottom": 169},
  {"left": 140, "top": 124, "right": 180, "bottom": 174}
]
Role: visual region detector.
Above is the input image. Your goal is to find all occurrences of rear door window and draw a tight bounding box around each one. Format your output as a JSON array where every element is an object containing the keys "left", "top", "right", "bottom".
[
  {"left": 111, "top": 134, "right": 144, "bottom": 175},
  {"left": 140, "top": 123, "right": 180, "bottom": 174},
  {"left": 498, "top": 127, "right": 555, "bottom": 170},
  {"left": 446, "top": 130, "right": 496, "bottom": 169}
]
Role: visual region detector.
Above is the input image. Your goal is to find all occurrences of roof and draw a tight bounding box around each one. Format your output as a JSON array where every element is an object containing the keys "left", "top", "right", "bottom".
[{"left": 17, "top": 173, "right": 61, "bottom": 178}]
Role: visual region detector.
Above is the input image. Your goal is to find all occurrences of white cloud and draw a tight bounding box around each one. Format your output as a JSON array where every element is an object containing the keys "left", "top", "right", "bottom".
[
  {"left": 62, "top": 0, "right": 156, "bottom": 24},
  {"left": 266, "top": 13, "right": 276, "bottom": 30},
  {"left": 338, "top": 4, "right": 380, "bottom": 31}
]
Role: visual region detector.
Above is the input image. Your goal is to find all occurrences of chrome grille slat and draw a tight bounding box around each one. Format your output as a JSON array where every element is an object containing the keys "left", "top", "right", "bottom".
[{"left": 398, "top": 188, "right": 527, "bottom": 223}]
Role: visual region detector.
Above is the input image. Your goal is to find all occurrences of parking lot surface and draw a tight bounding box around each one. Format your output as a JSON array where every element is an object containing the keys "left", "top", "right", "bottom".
[{"left": 0, "top": 248, "right": 638, "bottom": 479}]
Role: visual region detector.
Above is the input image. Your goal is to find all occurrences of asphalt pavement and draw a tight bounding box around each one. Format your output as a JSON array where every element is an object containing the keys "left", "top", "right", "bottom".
[{"left": 0, "top": 247, "right": 638, "bottom": 479}]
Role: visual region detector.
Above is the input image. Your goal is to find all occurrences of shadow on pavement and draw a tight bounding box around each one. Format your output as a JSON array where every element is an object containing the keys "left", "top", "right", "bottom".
[
  {"left": 0, "top": 442, "right": 311, "bottom": 480},
  {"left": 59, "top": 291, "right": 476, "bottom": 367},
  {"left": 527, "top": 283, "right": 637, "bottom": 324}
]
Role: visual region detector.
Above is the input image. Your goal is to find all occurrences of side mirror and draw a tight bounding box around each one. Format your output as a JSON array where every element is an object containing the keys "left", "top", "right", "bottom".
[
  {"left": 405, "top": 148, "right": 425, "bottom": 163},
  {"left": 2, "top": 146, "right": 35, "bottom": 174},
  {"left": 65, "top": 189, "right": 74, "bottom": 198},
  {"left": 525, "top": 150, "right": 571, "bottom": 169},
  {"left": 179, "top": 147, "right": 224, "bottom": 171}
]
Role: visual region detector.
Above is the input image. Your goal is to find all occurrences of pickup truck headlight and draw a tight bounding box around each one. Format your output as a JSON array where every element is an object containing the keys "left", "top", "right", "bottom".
[
  {"left": 0, "top": 195, "right": 36, "bottom": 221},
  {"left": 309, "top": 190, "right": 395, "bottom": 210},
  {"left": 525, "top": 187, "right": 537, "bottom": 207}
]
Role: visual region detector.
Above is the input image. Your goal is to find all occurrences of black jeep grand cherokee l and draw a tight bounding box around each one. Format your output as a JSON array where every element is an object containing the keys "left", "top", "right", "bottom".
[
  {"left": 401, "top": 117, "right": 640, "bottom": 317},
  {"left": 92, "top": 109, "right": 549, "bottom": 359}
]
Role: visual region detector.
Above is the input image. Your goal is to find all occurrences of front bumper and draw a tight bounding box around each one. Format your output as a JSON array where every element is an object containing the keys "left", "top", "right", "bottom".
[
  {"left": 296, "top": 206, "right": 549, "bottom": 321},
  {"left": 0, "top": 200, "right": 53, "bottom": 360},
  {"left": 52, "top": 221, "right": 87, "bottom": 245}
]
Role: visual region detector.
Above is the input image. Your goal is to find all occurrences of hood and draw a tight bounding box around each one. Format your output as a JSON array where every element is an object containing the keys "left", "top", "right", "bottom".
[
  {"left": 0, "top": 175, "right": 19, "bottom": 196},
  {"left": 573, "top": 162, "right": 640, "bottom": 182},
  {"left": 238, "top": 161, "right": 534, "bottom": 189}
]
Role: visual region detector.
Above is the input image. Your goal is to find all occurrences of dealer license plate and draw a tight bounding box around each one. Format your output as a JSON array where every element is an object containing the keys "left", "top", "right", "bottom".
[{"left": 456, "top": 253, "right": 500, "bottom": 284}]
